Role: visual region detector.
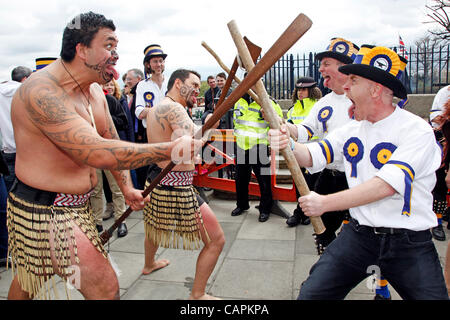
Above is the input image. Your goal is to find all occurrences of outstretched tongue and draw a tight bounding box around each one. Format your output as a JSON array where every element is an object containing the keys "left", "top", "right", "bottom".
[{"left": 107, "top": 65, "right": 119, "bottom": 80}]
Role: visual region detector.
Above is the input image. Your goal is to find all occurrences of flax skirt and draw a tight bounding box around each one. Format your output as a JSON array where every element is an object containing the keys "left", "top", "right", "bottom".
[
  {"left": 143, "top": 182, "right": 210, "bottom": 250},
  {"left": 6, "top": 182, "right": 107, "bottom": 299}
]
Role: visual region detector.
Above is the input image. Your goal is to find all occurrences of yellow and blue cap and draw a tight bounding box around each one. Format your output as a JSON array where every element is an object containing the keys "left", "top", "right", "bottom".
[
  {"left": 315, "top": 37, "right": 359, "bottom": 64},
  {"left": 35, "top": 57, "right": 57, "bottom": 71},
  {"left": 143, "top": 44, "right": 167, "bottom": 63},
  {"left": 339, "top": 45, "right": 408, "bottom": 99}
]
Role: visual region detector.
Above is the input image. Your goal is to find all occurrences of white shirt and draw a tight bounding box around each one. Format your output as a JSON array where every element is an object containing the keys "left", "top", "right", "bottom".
[
  {"left": 430, "top": 85, "right": 450, "bottom": 128},
  {"left": 306, "top": 107, "right": 441, "bottom": 231},
  {"left": 0, "top": 80, "right": 21, "bottom": 153},
  {"left": 297, "top": 91, "right": 353, "bottom": 171},
  {"left": 135, "top": 77, "right": 168, "bottom": 128}
]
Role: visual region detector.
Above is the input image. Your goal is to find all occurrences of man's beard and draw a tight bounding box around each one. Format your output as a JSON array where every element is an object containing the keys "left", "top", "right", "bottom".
[{"left": 85, "top": 57, "right": 115, "bottom": 83}]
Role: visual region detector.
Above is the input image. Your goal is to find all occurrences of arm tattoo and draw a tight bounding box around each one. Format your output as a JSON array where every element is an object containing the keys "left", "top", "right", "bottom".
[
  {"left": 20, "top": 73, "right": 172, "bottom": 170},
  {"left": 154, "top": 103, "right": 194, "bottom": 136}
]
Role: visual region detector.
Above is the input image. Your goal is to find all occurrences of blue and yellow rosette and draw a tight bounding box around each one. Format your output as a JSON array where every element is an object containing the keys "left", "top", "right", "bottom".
[
  {"left": 353, "top": 46, "right": 407, "bottom": 82},
  {"left": 370, "top": 142, "right": 397, "bottom": 169},
  {"left": 144, "top": 91, "right": 155, "bottom": 107},
  {"left": 317, "top": 106, "right": 333, "bottom": 133},
  {"left": 343, "top": 137, "right": 364, "bottom": 177}
]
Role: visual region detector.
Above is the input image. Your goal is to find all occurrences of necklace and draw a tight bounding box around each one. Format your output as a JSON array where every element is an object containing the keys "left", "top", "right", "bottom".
[
  {"left": 61, "top": 60, "right": 96, "bottom": 128},
  {"left": 166, "top": 95, "right": 176, "bottom": 102},
  {"left": 61, "top": 60, "right": 91, "bottom": 106}
]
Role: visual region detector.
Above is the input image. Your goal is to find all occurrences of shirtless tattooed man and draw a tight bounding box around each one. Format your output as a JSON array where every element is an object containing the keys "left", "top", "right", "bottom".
[
  {"left": 6, "top": 12, "right": 201, "bottom": 300},
  {"left": 142, "top": 69, "right": 225, "bottom": 300}
]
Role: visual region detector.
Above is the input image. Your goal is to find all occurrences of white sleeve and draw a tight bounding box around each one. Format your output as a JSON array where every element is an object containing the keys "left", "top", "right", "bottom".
[
  {"left": 430, "top": 86, "right": 450, "bottom": 125},
  {"left": 304, "top": 128, "right": 344, "bottom": 174},
  {"left": 135, "top": 81, "right": 145, "bottom": 117},
  {"left": 297, "top": 104, "right": 321, "bottom": 143}
]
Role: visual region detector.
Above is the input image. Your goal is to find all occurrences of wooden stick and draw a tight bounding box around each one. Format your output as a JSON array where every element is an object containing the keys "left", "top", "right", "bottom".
[
  {"left": 227, "top": 18, "right": 326, "bottom": 235},
  {"left": 201, "top": 41, "right": 260, "bottom": 103},
  {"left": 100, "top": 13, "right": 318, "bottom": 244}
]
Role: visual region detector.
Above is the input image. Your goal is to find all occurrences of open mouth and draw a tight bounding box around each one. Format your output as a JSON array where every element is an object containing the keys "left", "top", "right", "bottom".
[
  {"left": 323, "top": 75, "right": 330, "bottom": 87},
  {"left": 347, "top": 97, "right": 355, "bottom": 119},
  {"left": 105, "top": 63, "right": 119, "bottom": 80}
]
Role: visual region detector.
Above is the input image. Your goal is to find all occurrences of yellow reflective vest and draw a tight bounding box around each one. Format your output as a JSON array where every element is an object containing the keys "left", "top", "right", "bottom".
[
  {"left": 233, "top": 98, "right": 284, "bottom": 150},
  {"left": 286, "top": 98, "right": 317, "bottom": 125}
]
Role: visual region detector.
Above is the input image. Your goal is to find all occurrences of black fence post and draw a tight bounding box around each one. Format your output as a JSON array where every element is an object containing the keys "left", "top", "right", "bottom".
[{"left": 289, "top": 54, "right": 294, "bottom": 97}]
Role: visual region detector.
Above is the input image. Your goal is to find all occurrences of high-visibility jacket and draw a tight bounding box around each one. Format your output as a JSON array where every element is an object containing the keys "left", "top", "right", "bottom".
[
  {"left": 233, "top": 98, "right": 284, "bottom": 150},
  {"left": 286, "top": 98, "right": 317, "bottom": 125}
]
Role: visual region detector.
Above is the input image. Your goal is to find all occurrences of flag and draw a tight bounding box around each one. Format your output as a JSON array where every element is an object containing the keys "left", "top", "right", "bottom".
[{"left": 398, "top": 35, "right": 409, "bottom": 60}]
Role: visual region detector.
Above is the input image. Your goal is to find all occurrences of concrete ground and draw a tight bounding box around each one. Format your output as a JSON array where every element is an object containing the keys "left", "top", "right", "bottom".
[{"left": 0, "top": 190, "right": 449, "bottom": 300}]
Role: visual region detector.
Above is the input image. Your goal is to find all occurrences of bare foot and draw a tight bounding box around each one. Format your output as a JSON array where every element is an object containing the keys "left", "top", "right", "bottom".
[
  {"left": 142, "top": 259, "right": 170, "bottom": 275},
  {"left": 189, "top": 293, "right": 222, "bottom": 300}
]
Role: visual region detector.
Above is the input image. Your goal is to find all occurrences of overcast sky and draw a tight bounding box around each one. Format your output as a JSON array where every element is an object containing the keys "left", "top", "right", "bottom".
[{"left": 0, "top": 0, "right": 435, "bottom": 83}]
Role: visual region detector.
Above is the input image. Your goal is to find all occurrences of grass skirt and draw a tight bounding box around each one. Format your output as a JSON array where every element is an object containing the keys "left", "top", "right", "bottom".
[
  {"left": 7, "top": 191, "right": 107, "bottom": 299},
  {"left": 143, "top": 182, "right": 209, "bottom": 250}
]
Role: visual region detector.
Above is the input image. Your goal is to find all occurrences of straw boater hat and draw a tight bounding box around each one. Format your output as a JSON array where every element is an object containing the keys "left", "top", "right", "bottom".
[
  {"left": 35, "top": 57, "right": 57, "bottom": 71},
  {"left": 315, "top": 37, "right": 360, "bottom": 64},
  {"left": 143, "top": 44, "right": 167, "bottom": 64},
  {"left": 338, "top": 45, "right": 408, "bottom": 99},
  {"left": 295, "top": 76, "right": 316, "bottom": 88}
]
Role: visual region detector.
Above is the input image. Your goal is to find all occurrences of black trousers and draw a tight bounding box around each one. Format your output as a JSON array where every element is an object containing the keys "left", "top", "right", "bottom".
[
  {"left": 314, "top": 168, "right": 350, "bottom": 236},
  {"left": 234, "top": 144, "right": 273, "bottom": 214}
]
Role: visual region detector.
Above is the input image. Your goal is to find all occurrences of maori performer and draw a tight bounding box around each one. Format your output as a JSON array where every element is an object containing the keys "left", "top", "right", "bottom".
[
  {"left": 6, "top": 12, "right": 202, "bottom": 300},
  {"left": 269, "top": 45, "right": 449, "bottom": 300},
  {"left": 143, "top": 69, "right": 225, "bottom": 300}
]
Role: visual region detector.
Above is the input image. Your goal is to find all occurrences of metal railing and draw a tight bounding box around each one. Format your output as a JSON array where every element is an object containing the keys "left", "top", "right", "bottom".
[{"left": 262, "top": 45, "right": 449, "bottom": 99}]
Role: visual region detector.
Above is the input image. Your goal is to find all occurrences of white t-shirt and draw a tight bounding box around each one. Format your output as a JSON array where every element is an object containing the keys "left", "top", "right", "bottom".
[
  {"left": 0, "top": 80, "right": 21, "bottom": 153},
  {"left": 135, "top": 77, "right": 168, "bottom": 128},
  {"left": 430, "top": 85, "right": 450, "bottom": 128},
  {"left": 297, "top": 91, "right": 353, "bottom": 171},
  {"left": 306, "top": 107, "right": 441, "bottom": 231}
]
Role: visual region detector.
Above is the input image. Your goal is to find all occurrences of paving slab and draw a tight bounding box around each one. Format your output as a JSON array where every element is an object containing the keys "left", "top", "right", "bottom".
[
  {"left": 237, "top": 212, "right": 296, "bottom": 241},
  {"left": 0, "top": 193, "right": 448, "bottom": 301},
  {"left": 228, "top": 239, "right": 295, "bottom": 261},
  {"left": 210, "top": 258, "right": 294, "bottom": 300}
]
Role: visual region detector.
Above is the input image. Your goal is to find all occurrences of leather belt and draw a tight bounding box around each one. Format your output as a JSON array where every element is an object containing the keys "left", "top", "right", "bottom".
[{"left": 350, "top": 218, "right": 422, "bottom": 235}]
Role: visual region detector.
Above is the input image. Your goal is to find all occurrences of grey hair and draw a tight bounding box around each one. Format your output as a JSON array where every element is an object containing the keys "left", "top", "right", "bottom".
[
  {"left": 127, "top": 68, "right": 144, "bottom": 80},
  {"left": 11, "top": 66, "right": 32, "bottom": 82}
]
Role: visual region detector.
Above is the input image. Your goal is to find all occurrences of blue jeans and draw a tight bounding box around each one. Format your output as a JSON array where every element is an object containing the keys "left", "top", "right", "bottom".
[
  {"left": 298, "top": 218, "right": 449, "bottom": 300},
  {"left": 0, "top": 176, "right": 7, "bottom": 259}
]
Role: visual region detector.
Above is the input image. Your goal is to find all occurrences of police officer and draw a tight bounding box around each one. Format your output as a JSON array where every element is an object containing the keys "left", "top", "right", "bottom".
[{"left": 231, "top": 92, "right": 283, "bottom": 222}]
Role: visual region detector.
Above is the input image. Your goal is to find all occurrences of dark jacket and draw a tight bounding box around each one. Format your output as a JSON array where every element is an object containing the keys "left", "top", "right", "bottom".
[
  {"left": 119, "top": 95, "right": 135, "bottom": 142},
  {"left": 129, "top": 83, "right": 147, "bottom": 143},
  {"left": 204, "top": 87, "right": 219, "bottom": 113},
  {"left": 105, "top": 94, "right": 129, "bottom": 141}
]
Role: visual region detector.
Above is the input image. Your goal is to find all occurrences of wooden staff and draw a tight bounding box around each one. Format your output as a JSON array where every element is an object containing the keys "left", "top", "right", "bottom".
[
  {"left": 202, "top": 41, "right": 261, "bottom": 105},
  {"left": 227, "top": 19, "right": 326, "bottom": 235},
  {"left": 100, "top": 12, "right": 316, "bottom": 245}
]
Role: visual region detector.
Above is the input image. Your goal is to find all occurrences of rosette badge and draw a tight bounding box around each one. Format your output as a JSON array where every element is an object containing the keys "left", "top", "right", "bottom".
[
  {"left": 317, "top": 106, "right": 333, "bottom": 132},
  {"left": 343, "top": 137, "right": 364, "bottom": 177}
]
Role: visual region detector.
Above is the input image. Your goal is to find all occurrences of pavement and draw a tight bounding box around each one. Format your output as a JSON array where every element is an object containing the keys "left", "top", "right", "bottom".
[{"left": 0, "top": 189, "right": 449, "bottom": 300}]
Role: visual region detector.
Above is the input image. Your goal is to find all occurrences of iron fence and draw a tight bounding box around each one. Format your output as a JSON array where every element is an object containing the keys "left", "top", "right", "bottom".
[{"left": 262, "top": 45, "right": 449, "bottom": 100}]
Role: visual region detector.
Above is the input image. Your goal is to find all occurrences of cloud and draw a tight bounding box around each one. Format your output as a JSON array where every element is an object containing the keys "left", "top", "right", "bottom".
[{"left": 0, "top": 0, "right": 434, "bottom": 82}]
